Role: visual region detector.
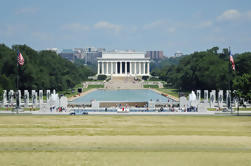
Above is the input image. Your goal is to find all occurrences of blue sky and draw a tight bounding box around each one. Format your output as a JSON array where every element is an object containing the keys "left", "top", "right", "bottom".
[{"left": 0, "top": 0, "right": 251, "bottom": 56}]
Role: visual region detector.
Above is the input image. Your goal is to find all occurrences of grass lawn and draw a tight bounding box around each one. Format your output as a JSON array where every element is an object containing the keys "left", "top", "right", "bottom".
[
  {"left": 143, "top": 84, "right": 159, "bottom": 88},
  {"left": 87, "top": 84, "right": 104, "bottom": 88},
  {"left": 0, "top": 116, "right": 250, "bottom": 166},
  {"left": 156, "top": 88, "right": 179, "bottom": 98}
]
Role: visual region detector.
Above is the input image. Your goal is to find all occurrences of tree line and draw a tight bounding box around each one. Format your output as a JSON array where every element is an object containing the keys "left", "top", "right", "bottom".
[
  {"left": 153, "top": 47, "right": 251, "bottom": 100},
  {"left": 0, "top": 44, "right": 93, "bottom": 97}
]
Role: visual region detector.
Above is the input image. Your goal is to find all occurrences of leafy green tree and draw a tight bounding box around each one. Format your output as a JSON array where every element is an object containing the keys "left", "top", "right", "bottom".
[
  {"left": 233, "top": 74, "right": 251, "bottom": 101},
  {"left": 0, "top": 44, "right": 93, "bottom": 92}
]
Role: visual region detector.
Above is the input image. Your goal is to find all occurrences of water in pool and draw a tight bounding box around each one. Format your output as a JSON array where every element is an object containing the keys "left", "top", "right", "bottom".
[{"left": 71, "top": 89, "right": 170, "bottom": 103}]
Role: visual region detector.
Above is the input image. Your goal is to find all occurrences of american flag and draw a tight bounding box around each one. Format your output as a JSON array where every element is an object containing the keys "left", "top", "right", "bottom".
[
  {"left": 229, "top": 52, "right": 235, "bottom": 71},
  {"left": 17, "top": 52, "right": 24, "bottom": 66}
]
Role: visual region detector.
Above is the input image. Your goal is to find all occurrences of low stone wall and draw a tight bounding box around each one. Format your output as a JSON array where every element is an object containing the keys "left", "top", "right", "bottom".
[{"left": 100, "top": 101, "right": 148, "bottom": 108}]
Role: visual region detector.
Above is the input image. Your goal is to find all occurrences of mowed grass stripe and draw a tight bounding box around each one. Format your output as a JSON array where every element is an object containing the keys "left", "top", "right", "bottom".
[
  {"left": 0, "top": 135, "right": 251, "bottom": 152},
  {"left": 0, "top": 116, "right": 251, "bottom": 166}
]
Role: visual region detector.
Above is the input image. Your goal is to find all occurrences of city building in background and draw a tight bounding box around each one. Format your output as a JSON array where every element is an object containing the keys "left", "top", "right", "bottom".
[
  {"left": 174, "top": 51, "right": 183, "bottom": 57},
  {"left": 59, "top": 49, "right": 75, "bottom": 62},
  {"left": 46, "top": 48, "right": 60, "bottom": 54},
  {"left": 74, "top": 48, "right": 84, "bottom": 59},
  {"left": 146, "top": 51, "right": 165, "bottom": 61},
  {"left": 83, "top": 47, "right": 105, "bottom": 65}
]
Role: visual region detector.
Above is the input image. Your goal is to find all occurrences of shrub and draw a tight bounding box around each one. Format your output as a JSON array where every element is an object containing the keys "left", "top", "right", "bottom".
[
  {"left": 97, "top": 75, "right": 107, "bottom": 80},
  {"left": 142, "top": 76, "right": 149, "bottom": 80}
]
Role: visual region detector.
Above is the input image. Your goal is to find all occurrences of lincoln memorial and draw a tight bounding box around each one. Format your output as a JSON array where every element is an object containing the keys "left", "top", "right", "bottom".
[{"left": 97, "top": 52, "right": 150, "bottom": 76}]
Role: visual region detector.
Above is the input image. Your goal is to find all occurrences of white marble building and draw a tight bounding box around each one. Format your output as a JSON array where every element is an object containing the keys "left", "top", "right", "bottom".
[{"left": 97, "top": 52, "right": 150, "bottom": 76}]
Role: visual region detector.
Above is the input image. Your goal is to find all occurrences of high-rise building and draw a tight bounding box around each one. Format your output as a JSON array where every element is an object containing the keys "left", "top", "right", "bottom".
[
  {"left": 83, "top": 47, "right": 105, "bottom": 64},
  {"left": 74, "top": 48, "right": 84, "bottom": 59},
  {"left": 174, "top": 51, "right": 183, "bottom": 57},
  {"left": 59, "top": 49, "right": 75, "bottom": 62},
  {"left": 146, "top": 51, "right": 165, "bottom": 61}
]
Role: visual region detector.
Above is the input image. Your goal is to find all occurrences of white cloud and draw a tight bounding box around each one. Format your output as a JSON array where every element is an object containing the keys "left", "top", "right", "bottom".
[
  {"left": 143, "top": 20, "right": 167, "bottom": 30},
  {"left": 61, "top": 23, "right": 89, "bottom": 31},
  {"left": 16, "top": 7, "right": 38, "bottom": 15},
  {"left": 197, "top": 21, "right": 213, "bottom": 28},
  {"left": 94, "top": 21, "right": 122, "bottom": 33},
  {"left": 217, "top": 9, "right": 241, "bottom": 21}
]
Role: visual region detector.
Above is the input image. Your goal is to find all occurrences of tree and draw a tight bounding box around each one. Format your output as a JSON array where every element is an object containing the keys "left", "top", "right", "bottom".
[
  {"left": 233, "top": 74, "right": 251, "bottom": 102},
  {"left": 0, "top": 44, "right": 93, "bottom": 92}
]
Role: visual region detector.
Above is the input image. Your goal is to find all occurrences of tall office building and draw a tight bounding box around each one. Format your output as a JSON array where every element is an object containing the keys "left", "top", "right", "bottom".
[
  {"left": 59, "top": 49, "right": 75, "bottom": 62},
  {"left": 146, "top": 51, "right": 165, "bottom": 61},
  {"left": 84, "top": 47, "right": 105, "bottom": 65}
]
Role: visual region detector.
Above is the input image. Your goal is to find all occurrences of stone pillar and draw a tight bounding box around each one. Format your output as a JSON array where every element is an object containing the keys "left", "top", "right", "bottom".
[
  {"left": 143, "top": 62, "right": 146, "bottom": 75},
  {"left": 106, "top": 62, "right": 108, "bottom": 74},
  {"left": 97, "top": 62, "right": 100, "bottom": 75},
  {"left": 147, "top": 62, "right": 150, "bottom": 75},
  {"left": 130, "top": 62, "right": 132, "bottom": 75},
  {"left": 102, "top": 62, "right": 104, "bottom": 74},
  {"left": 46, "top": 90, "right": 50, "bottom": 103},
  {"left": 8, "top": 90, "right": 14, "bottom": 104},
  {"left": 218, "top": 90, "right": 223, "bottom": 108},
  {"left": 134, "top": 62, "right": 136, "bottom": 75},
  {"left": 111, "top": 62, "right": 113, "bottom": 75},
  {"left": 139, "top": 62, "right": 142, "bottom": 75},
  {"left": 18, "top": 90, "right": 21, "bottom": 107},
  {"left": 32, "top": 90, "right": 37, "bottom": 107},
  {"left": 24, "top": 90, "right": 29, "bottom": 107},
  {"left": 125, "top": 61, "right": 127, "bottom": 75},
  {"left": 120, "top": 61, "right": 122, "bottom": 75},
  {"left": 39, "top": 90, "right": 43, "bottom": 106},
  {"left": 226, "top": 90, "right": 231, "bottom": 108},
  {"left": 204, "top": 90, "right": 208, "bottom": 102},
  {"left": 196, "top": 90, "right": 201, "bottom": 102},
  {"left": 2, "top": 90, "right": 7, "bottom": 106},
  {"left": 115, "top": 61, "right": 118, "bottom": 74}
]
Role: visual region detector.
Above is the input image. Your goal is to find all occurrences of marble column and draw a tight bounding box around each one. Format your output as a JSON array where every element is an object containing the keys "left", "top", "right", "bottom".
[
  {"left": 120, "top": 61, "right": 122, "bottom": 75},
  {"left": 115, "top": 61, "right": 118, "bottom": 74},
  {"left": 106, "top": 62, "right": 108, "bottom": 74},
  {"left": 130, "top": 62, "right": 132, "bottom": 75},
  {"left": 111, "top": 62, "right": 113, "bottom": 75},
  {"left": 147, "top": 62, "right": 150, "bottom": 75},
  {"left": 139, "top": 62, "right": 142, "bottom": 75},
  {"left": 125, "top": 61, "right": 127, "bottom": 75},
  {"left": 97, "top": 62, "right": 100, "bottom": 74},
  {"left": 134, "top": 62, "right": 136, "bottom": 75},
  {"left": 102, "top": 62, "right": 104, "bottom": 74},
  {"left": 143, "top": 62, "right": 146, "bottom": 75}
]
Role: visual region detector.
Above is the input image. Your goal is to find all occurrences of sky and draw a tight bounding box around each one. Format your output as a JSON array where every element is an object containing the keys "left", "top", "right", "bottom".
[{"left": 0, "top": 0, "right": 251, "bottom": 56}]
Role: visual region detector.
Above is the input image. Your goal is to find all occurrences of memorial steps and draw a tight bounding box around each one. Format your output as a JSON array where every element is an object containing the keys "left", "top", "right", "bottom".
[{"left": 104, "top": 76, "right": 143, "bottom": 89}]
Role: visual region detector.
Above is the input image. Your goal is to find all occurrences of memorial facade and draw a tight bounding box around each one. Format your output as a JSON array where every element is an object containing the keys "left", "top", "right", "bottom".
[{"left": 97, "top": 52, "right": 150, "bottom": 76}]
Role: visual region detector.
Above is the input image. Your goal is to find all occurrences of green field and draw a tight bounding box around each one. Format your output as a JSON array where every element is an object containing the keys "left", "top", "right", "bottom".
[
  {"left": 156, "top": 88, "right": 179, "bottom": 98},
  {"left": 0, "top": 116, "right": 250, "bottom": 166},
  {"left": 143, "top": 84, "right": 159, "bottom": 88}
]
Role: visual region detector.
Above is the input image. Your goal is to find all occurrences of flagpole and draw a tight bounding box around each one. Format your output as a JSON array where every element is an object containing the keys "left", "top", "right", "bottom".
[
  {"left": 16, "top": 50, "right": 19, "bottom": 113},
  {"left": 228, "top": 47, "right": 233, "bottom": 114}
]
